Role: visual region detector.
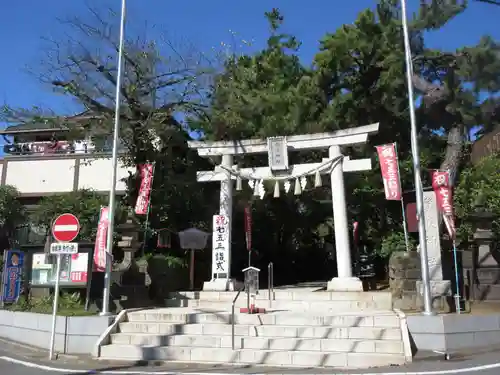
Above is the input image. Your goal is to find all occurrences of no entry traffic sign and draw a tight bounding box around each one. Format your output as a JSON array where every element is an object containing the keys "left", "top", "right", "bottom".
[{"left": 52, "top": 213, "right": 80, "bottom": 242}]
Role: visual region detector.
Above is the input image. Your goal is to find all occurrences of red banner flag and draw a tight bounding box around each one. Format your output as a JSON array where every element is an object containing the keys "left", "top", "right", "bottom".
[
  {"left": 376, "top": 143, "right": 402, "bottom": 201},
  {"left": 93, "top": 207, "right": 109, "bottom": 272},
  {"left": 406, "top": 203, "right": 418, "bottom": 232},
  {"left": 353, "top": 221, "right": 359, "bottom": 247},
  {"left": 431, "top": 170, "right": 456, "bottom": 239},
  {"left": 135, "top": 164, "right": 154, "bottom": 215},
  {"left": 244, "top": 206, "right": 252, "bottom": 251}
]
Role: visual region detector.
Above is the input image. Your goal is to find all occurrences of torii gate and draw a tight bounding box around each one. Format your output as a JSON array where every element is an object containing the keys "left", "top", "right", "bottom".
[{"left": 187, "top": 123, "right": 379, "bottom": 291}]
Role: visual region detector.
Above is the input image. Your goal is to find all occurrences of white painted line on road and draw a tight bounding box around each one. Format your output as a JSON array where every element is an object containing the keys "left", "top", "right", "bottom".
[
  {"left": 54, "top": 224, "right": 78, "bottom": 231},
  {"left": 2, "top": 355, "right": 500, "bottom": 375}
]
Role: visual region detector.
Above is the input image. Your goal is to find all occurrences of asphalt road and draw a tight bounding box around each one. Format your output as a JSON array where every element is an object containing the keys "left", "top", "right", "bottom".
[
  {"left": 2, "top": 339, "right": 500, "bottom": 375},
  {"left": 0, "top": 359, "right": 46, "bottom": 375}
]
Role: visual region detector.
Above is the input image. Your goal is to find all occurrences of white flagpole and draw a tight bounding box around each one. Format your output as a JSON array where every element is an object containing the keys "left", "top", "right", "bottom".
[
  {"left": 101, "top": 0, "right": 126, "bottom": 316},
  {"left": 400, "top": 0, "right": 434, "bottom": 315}
]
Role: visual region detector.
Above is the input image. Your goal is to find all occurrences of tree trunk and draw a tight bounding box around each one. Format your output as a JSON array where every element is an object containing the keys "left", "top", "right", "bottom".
[{"left": 440, "top": 125, "right": 464, "bottom": 185}]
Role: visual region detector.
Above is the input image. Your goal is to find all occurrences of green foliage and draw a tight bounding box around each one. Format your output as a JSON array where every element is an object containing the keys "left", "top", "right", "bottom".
[
  {"left": 7, "top": 292, "right": 94, "bottom": 316},
  {"left": 378, "top": 232, "right": 417, "bottom": 259},
  {"left": 196, "top": 8, "right": 323, "bottom": 140},
  {"left": 140, "top": 253, "right": 186, "bottom": 268},
  {"left": 189, "top": 1, "right": 500, "bottom": 281},
  {"left": 0, "top": 185, "right": 25, "bottom": 237},
  {"left": 31, "top": 189, "right": 115, "bottom": 241},
  {"left": 454, "top": 156, "right": 500, "bottom": 241}
]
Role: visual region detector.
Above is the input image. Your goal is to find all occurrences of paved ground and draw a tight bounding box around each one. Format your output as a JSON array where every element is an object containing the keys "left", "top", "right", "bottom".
[{"left": 2, "top": 338, "right": 500, "bottom": 374}]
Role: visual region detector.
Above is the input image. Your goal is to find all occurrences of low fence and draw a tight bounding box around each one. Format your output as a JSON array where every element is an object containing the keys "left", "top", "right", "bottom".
[
  {"left": 407, "top": 313, "right": 500, "bottom": 353},
  {"left": 0, "top": 310, "right": 113, "bottom": 354}
]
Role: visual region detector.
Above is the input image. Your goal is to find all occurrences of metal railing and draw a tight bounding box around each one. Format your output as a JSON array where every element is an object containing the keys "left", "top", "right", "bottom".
[
  {"left": 231, "top": 286, "right": 244, "bottom": 350},
  {"left": 268, "top": 262, "right": 274, "bottom": 308}
]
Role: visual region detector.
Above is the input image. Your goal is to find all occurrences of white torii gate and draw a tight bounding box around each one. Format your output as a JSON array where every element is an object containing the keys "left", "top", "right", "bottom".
[{"left": 187, "top": 123, "right": 379, "bottom": 292}]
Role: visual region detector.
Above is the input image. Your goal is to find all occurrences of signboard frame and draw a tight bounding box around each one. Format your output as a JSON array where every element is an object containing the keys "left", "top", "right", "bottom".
[
  {"left": 18, "top": 243, "right": 94, "bottom": 312},
  {"left": 29, "top": 249, "right": 91, "bottom": 288}
]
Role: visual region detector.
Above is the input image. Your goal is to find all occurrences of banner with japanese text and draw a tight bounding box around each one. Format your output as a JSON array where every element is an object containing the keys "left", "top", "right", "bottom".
[
  {"left": 431, "top": 170, "right": 456, "bottom": 239},
  {"left": 1, "top": 250, "right": 24, "bottom": 303},
  {"left": 135, "top": 163, "right": 154, "bottom": 215},
  {"left": 212, "top": 215, "right": 229, "bottom": 277},
  {"left": 375, "top": 143, "right": 402, "bottom": 201},
  {"left": 93, "top": 207, "right": 109, "bottom": 272},
  {"left": 244, "top": 207, "right": 252, "bottom": 251}
]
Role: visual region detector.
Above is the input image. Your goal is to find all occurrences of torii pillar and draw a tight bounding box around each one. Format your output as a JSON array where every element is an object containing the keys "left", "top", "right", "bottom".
[{"left": 188, "top": 123, "right": 379, "bottom": 292}]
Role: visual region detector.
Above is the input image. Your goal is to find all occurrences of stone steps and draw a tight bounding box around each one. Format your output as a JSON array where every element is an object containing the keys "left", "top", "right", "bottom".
[
  {"left": 99, "top": 343, "right": 405, "bottom": 368},
  {"left": 118, "top": 321, "right": 402, "bottom": 340},
  {"left": 98, "top": 307, "right": 408, "bottom": 368},
  {"left": 164, "top": 299, "right": 387, "bottom": 311},
  {"left": 169, "top": 290, "right": 391, "bottom": 303},
  {"left": 165, "top": 290, "right": 392, "bottom": 311},
  {"left": 110, "top": 333, "right": 404, "bottom": 353},
  {"left": 126, "top": 309, "right": 399, "bottom": 327}
]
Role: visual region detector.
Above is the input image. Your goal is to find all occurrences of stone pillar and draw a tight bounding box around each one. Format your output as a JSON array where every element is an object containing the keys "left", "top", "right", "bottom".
[
  {"left": 203, "top": 154, "right": 236, "bottom": 291},
  {"left": 416, "top": 192, "right": 451, "bottom": 297},
  {"left": 473, "top": 213, "right": 496, "bottom": 267},
  {"left": 327, "top": 145, "right": 363, "bottom": 291}
]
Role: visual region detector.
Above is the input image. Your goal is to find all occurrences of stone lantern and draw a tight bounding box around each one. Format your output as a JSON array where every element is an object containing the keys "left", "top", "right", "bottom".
[
  {"left": 110, "top": 208, "right": 147, "bottom": 308},
  {"left": 466, "top": 193, "right": 499, "bottom": 302},
  {"left": 470, "top": 193, "right": 496, "bottom": 268}
]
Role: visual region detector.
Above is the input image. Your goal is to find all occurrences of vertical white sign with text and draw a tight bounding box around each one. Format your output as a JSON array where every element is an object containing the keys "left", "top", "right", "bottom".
[{"left": 212, "top": 215, "right": 229, "bottom": 277}]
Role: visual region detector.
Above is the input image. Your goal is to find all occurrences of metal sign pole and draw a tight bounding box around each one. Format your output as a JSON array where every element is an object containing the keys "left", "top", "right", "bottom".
[
  {"left": 0, "top": 250, "right": 6, "bottom": 308},
  {"left": 102, "top": 0, "right": 126, "bottom": 316},
  {"left": 49, "top": 254, "right": 62, "bottom": 360},
  {"left": 400, "top": 0, "right": 433, "bottom": 315},
  {"left": 84, "top": 248, "right": 94, "bottom": 311}
]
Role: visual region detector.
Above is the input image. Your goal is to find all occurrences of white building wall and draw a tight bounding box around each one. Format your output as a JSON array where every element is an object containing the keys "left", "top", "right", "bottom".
[
  {"left": 78, "top": 158, "right": 132, "bottom": 192},
  {"left": 2, "top": 154, "right": 134, "bottom": 196},
  {"left": 5, "top": 159, "right": 76, "bottom": 194}
]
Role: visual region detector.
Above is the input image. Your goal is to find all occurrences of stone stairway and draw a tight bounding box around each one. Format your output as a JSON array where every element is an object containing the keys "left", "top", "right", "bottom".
[
  {"left": 97, "top": 290, "right": 411, "bottom": 369},
  {"left": 166, "top": 290, "right": 393, "bottom": 311}
]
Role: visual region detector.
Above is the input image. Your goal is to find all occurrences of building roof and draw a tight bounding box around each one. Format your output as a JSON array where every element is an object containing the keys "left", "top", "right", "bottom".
[
  {"left": 0, "top": 122, "right": 69, "bottom": 135},
  {"left": 471, "top": 125, "right": 500, "bottom": 164},
  {"left": 0, "top": 110, "right": 101, "bottom": 136}
]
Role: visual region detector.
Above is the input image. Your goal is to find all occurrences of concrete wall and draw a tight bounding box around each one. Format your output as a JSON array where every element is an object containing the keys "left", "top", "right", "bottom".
[
  {"left": 407, "top": 314, "right": 500, "bottom": 353},
  {"left": 0, "top": 310, "right": 114, "bottom": 354},
  {"left": 0, "top": 153, "right": 133, "bottom": 196}
]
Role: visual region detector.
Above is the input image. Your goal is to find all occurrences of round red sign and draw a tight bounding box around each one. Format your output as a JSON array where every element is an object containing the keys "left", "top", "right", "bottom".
[{"left": 52, "top": 213, "right": 80, "bottom": 242}]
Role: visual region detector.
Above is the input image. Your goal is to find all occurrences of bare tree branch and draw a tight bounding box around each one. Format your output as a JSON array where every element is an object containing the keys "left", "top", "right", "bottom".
[
  {"left": 475, "top": 0, "right": 500, "bottom": 6},
  {"left": 3, "top": 3, "right": 217, "bottom": 167}
]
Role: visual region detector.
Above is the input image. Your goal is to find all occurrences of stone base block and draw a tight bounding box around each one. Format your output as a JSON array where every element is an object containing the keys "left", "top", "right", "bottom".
[
  {"left": 478, "top": 244, "right": 500, "bottom": 267},
  {"left": 393, "top": 291, "right": 448, "bottom": 311},
  {"left": 203, "top": 278, "right": 236, "bottom": 291},
  {"left": 327, "top": 277, "right": 364, "bottom": 292},
  {"left": 417, "top": 280, "right": 452, "bottom": 297}
]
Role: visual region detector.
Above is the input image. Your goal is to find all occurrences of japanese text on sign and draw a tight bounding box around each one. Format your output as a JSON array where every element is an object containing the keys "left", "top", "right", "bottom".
[
  {"left": 267, "top": 137, "right": 289, "bottom": 171},
  {"left": 135, "top": 164, "right": 154, "bottom": 215},
  {"left": 50, "top": 242, "right": 78, "bottom": 255},
  {"left": 431, "top": 170, "right": 456, "bottom": 239},
  {"left": 212, "top": 215, "right": 229, "bottom": 276},
  {"left": 1, "top": 250, "right": 24, "bottom": 303},
  {"left": 375, "top": 143, "right": 402, "bottom": 201}
]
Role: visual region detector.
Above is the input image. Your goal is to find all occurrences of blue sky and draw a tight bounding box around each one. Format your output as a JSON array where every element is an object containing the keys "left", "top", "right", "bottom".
[{"left": 0, "top": 0, "right": 498, "bottom": 134}]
